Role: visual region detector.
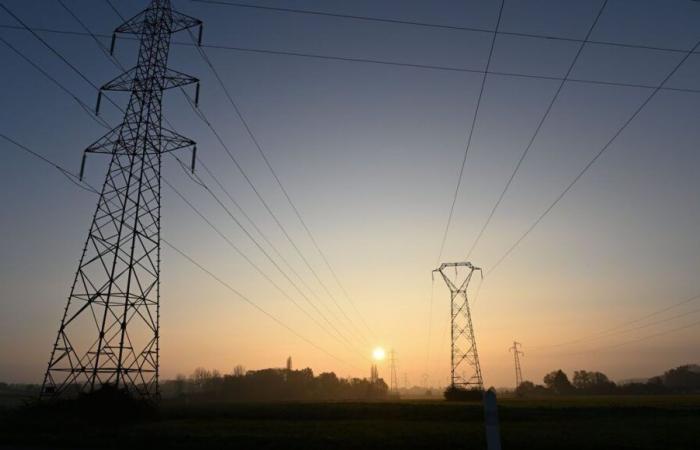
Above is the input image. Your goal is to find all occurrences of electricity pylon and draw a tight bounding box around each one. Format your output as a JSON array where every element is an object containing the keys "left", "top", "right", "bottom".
[
  {"left": 509, "top": 341, "right": 524, "bottom": 389},
  {"left": 389, "top": 349, "right": 398, "bottom": 394},
  {"left": 433, "top": 262, "right": 483, "bottom": 390},
  {"left": 41, "top": 0, "right": 202, "bottom": 399}
]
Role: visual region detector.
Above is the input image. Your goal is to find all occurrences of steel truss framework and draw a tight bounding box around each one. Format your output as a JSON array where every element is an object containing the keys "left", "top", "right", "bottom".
[
  {"left": 434, "top": 261, "right": 483, "bottom": 391},
  {"left": 509, "top": 341, "right": 524, "bottom": 389},
  {"left": 41, "top": 0, "right": 201, "bottom": 399}
]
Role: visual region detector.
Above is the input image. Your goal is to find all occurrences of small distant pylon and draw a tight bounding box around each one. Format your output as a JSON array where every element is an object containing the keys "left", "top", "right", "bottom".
[
  {"left": 433, "top": 262, "right": 483, "bottom": 391},
  {"left": 509, "top": 341, "right": 524, "bottom": 389},
  {"left": 389, "top": 349, "right": 398, "bottom": 394}
]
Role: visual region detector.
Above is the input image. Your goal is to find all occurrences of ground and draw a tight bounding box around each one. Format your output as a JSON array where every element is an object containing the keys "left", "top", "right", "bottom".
[{"left": 1, "top": 394, "right": 699, "bottom": 449}]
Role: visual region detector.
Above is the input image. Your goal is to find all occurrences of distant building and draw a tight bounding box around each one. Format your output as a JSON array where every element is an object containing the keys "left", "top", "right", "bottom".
[{"left": 370, "top": 364, "right": 379, "bottom": 383}]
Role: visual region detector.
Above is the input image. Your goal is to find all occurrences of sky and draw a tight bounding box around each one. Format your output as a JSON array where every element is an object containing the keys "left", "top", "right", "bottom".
[{"left": 1, "top": 0, "right": 699, "bottom": 389}]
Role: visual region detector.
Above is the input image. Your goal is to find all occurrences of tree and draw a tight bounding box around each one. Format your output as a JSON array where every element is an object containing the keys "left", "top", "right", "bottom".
[
  {"left": 663, "top": 365, "right": 700, "bottom": 392},
  {"left": 232, "top": 365, "right": 246, "bottom": 377},
  {"left": 174, "top": 374, "right": 187, "bottom": 397},
  {"left": 572, "top": 370, "right": 616, "bottom": 394},
  {"left": 543, "top": 370, "right": 573, "bottom": 395}
]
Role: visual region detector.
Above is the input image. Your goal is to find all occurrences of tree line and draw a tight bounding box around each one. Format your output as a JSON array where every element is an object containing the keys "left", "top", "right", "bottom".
[
  {"left": 161, "top": 365, "right": 389, "bottom": 401},
  {"left": 516, "top": 364, "right": 700, "bottom": 396}
]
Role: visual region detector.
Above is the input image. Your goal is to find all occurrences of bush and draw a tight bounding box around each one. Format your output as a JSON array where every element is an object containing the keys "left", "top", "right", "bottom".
[{"left": 443, "top": 385, "right": 483, "bottom": 401}]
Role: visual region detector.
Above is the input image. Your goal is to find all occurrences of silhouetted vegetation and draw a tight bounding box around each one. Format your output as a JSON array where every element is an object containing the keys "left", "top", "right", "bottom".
[
  {"left": 443, "top": 385, "right": 483, "bottom": 401},
  {"left": 161, "top": 366, "right": 389, "bottom": 401},
  {"left": 515, "top": 364, "right": 700, "bottom": 397}
]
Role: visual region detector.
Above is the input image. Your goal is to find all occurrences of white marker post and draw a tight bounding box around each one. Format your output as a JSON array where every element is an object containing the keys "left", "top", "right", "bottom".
[{"left": 483, "top": 388, "right": 502, "bottom": 450}]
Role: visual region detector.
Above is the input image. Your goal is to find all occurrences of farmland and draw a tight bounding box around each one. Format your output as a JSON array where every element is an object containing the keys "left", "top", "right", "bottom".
[{"left": 1, "top": 395, "right": 699, "bottom": 449}]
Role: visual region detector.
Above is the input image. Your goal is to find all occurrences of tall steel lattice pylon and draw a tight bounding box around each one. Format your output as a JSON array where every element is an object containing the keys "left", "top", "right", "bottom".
[
  {"left": 509, "top": 341, "right": 524, "bottom": 389},
  {"left": 389, "top": 349, "right": 399, "bottom": 394},
  {"left": 433, "top": 262, "right": 484, "bottom": 390},
  {"left": 41, "top": 0, "right": 202, "bottom": 399}
]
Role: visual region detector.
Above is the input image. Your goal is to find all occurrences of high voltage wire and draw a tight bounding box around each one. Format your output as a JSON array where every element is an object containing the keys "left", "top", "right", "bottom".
[
  {"left": 182, "top": 27, "right": 376, "bottom": 346},
  {"left": 163, "top": 239, "right": 363, "bottom": 370},
  {"left": 164, "top": 174, "right": 370, "bottom": 361},
  {"left": 178, "top": 87, "right": 370, "bottom": 348},
  {"left": 556, "top": 319, "right": 700, "bottom": 357},
  {"left": 98, "top": 0, "right": 374, "bottom": 350},
  {"left": 191, "top": 0, "right": 700, "bottom": 56},
  {"left": 530, "top": 294, "right": 700, "bottom": 351},
  {"left": 4, "top": 2, "right": 699, "bottom": 371},
  {"left": 465, "top": 0, "right": 609, "bottom": 261},
  {"left": 0, "top": 133, "right": 360, "bottom": 370},
  {"left": 0, "top": 35, "right": 110, "bottom": 130},
  {"left": 435, "top": 0, "right": 504, "bottom": 264},
  {"left": 169, "top": 143, "right": 367, "bottom": 355},
  {"left": 2, "top": 24, "right": 699, "bottom": 95},
  {"left": 2, "top": 9, "right": 370, "bottom": 364},
  {"left": 0, "top": 5, "right": 122, "bottom": 113},
  {"left": 484, "top": 37, "right": 700, "bottom": 279}
]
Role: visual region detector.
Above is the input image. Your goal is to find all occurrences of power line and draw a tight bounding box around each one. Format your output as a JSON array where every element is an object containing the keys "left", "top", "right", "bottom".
[
  {"left": 100, "top": 1, "right": 372, "bottom": 349},
  {"left": 435, "top": 0, "right": 504, "bottom": 264},
  {"left": 191, "top": 0, "right": 699, "bottom": 56},
  {"left": 163, "top": 239, "right": 362, "bottom": 370},
  {"left": 0, "top": 4, "right": 122, "bottom": 113},
  {"left": 184, "top": 26, "right": 376, "bottom": 343},
  {"left": 485, "top": 37, "right": 700, "bottom": 278},
  {"left": 104, "top": 0, "right": 126, "bottom": 21},
  {"left": 0, "top": 35, "right": 110, "bottom": 130},
  {"left": 2, "top": 24, "right": 700, "bottom": 94},
  {"left": 531, "top": 294, "right": 700, "bottom": 350},
  {"left": 465, "top": 0, "right": 609, "bottom": 260},
  {"left": 2, "top": 11, "right": 368, "bottom": 362},
  {"left": 164, "top": 174, "right": 369, "bottom": 361},
  {"left": 1, "top": 133, "right": 361, "bottom": 371},
  {"left": 181, "top": 29, "right": 374, "bottom": 347},
  {"left": 167, "top": 154, "right": 369, "bottom": 356},
  {"left": 563, "top": 319, "right": 700, "bottom": 357},
  {"left": 177, "top": 85, "right": 370, "bottom": 349}
]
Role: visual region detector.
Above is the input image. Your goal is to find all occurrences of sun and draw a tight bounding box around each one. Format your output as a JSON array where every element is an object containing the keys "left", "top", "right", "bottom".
[{"left": 372, "top": 347, "right": 386, "bottom": 361}]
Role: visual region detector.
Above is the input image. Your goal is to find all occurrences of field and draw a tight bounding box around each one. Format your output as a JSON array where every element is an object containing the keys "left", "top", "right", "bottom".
[{"left": 1, "top": 395, "right": 699, "bottom": 449}]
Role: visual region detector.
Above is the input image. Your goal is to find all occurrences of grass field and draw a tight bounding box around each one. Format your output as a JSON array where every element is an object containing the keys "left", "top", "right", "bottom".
[{"left": 1, "top": 395, "right": 699, "bottom": 449}]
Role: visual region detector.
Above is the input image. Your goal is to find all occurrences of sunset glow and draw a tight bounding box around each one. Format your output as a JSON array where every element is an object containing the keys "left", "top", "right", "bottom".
[{"left": 372, "top": 347, "right": 386, "bottom": 361}]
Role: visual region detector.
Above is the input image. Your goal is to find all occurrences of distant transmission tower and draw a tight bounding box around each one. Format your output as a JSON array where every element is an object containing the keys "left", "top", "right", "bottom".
[
  {"left": 389, "top": 349, "right": 398, "bottom": 393},
  {"left": 434, "top": 262, "right": 483, "bottom": 391},
  {"left": 509, "top": 341, "right": 524, "bottom": 389},
  {"left": 41, "top": 0, "right": 202, "bottom": 399}
]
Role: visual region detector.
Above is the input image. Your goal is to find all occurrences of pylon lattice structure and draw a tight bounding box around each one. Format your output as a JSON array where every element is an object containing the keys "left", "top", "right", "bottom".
[
  {"left": 434, "top": 262, "right": 484, "bottom": 390},
  {"left": 41, "top": 0, "right": 202, "bottom": 399},
  {"left": 509, "top": 341, "right": 524, "bottom": 389},
  {"left": 389, "top": 349, "right": 398, "bottom": 394}
]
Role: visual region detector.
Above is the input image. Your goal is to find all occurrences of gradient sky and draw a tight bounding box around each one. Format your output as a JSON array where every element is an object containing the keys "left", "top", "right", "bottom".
[{"left": 1, "top": 0, "right": 699, "bottom": 388}]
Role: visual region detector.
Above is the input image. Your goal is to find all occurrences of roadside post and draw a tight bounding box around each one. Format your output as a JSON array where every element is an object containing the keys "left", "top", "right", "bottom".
[{"left": 483, "top": 388, "right": 502, "bottom": 450}]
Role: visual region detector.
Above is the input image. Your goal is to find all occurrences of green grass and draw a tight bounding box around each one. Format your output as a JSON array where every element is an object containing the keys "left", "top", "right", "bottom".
[{"left": 1, "top": 396, "right": 698, "bottom": 449}]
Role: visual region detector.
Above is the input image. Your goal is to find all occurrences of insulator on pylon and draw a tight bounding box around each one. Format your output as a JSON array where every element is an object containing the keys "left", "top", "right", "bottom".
[
  {"left": 191, "top": 146, "right": 197, "bottom": 173},
  {"left": 194, "top": 82, "right": 201, "bottom": 107},
  {"left": 95, "top": 91, "right": 102, "bottom": 115},
  {"left": 197, "top": 24, "right": 203, "bottom": 46},
  {"left": 109, "top": 33, "right": 116, "bottom": 55},
  {"left": 79, "top": 152, "right": 87, "bottom": 181}
]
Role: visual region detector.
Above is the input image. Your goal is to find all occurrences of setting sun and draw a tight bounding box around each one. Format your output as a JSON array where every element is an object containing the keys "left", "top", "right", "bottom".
[{"left": 372, "top": 347, "right": 386, "bottom": 361}]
